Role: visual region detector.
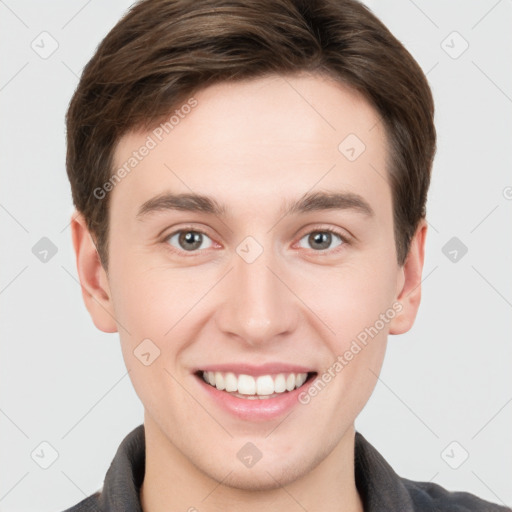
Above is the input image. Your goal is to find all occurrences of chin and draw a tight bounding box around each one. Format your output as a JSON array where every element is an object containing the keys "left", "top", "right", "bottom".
[
  {"left": 219, "top": 465, "right": 302, "bottom": 492},
  {"left": 200, "top": 451, "right": 311, "bottom": 492}
]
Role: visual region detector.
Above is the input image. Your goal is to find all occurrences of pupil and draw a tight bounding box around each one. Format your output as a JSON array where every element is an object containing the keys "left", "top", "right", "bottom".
[
  {"left": 180, "top": 231, "right": 202, "bottom": 250},
  {"left": 310, "top": 232, "right": 330, "bottom": 250}
]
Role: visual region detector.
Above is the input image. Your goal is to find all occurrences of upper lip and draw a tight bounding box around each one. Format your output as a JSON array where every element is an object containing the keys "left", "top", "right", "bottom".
[{"left": 195, "top": 363, "right": 316, "bottom": 377}]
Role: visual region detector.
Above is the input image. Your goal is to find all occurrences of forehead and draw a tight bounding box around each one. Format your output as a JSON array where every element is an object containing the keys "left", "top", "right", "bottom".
[{"left": 110, "top": 73, "right": 390, "bottom": 219}]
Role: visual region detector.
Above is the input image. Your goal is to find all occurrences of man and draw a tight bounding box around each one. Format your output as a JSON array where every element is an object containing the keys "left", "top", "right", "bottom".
[{"left": 62, "top": 0, "right": 510, "bottom": 510}]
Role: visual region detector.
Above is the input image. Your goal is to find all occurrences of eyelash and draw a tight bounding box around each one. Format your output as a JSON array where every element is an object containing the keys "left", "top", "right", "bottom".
[{"left": 162, "top": 225, "right": 350, "bottom": 257}]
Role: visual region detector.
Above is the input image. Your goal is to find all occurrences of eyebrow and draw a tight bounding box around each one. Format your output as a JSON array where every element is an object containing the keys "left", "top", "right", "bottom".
[{"left": 136, "top": 190, "right": 374, "bottom": 220}]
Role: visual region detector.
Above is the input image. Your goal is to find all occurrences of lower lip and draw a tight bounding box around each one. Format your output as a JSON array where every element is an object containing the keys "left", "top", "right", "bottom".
[{"left": 195, "top": 373, "right": 315, "bottom": 422}]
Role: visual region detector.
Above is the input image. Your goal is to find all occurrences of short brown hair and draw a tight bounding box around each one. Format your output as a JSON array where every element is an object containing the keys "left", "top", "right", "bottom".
[{"left": 66, "top": 0, "right": 436, "bottom": 271}]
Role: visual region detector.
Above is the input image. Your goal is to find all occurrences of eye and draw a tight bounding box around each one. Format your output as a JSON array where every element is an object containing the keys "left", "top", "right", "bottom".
[
  {"left": 297, "top": 228, "right": 346, "bottom": 252},
  {"left": 163, "top": 226, "right": 348, "bottom": 256},
  {"left": 165, "top": 229, "right": 214, "bottom": 252}
]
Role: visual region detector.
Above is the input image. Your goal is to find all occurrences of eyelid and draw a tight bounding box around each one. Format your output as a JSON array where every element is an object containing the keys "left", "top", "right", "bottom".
[
  {"left": 296, "top": 224, "right": 352, "bottom": 243},
  {"left": 162, "top": 224, "right": 217, "bottom": 256},
  {"left": 292, "top": 225, "right": 350, "bottom": 255},
  {"left": 162, "top": 223, "right": 352, "bottom": 255}
]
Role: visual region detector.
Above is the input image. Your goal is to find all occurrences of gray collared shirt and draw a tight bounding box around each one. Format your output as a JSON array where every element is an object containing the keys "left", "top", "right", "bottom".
[{"left": 61, "top": 424, "right": 511, "bottom": 512}]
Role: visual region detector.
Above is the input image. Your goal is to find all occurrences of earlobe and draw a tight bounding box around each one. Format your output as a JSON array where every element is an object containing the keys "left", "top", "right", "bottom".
[
  {"left": 389, "top": 219, "right": 428, "bottom": 335},
  {"left": 70, "top": 210, "right": 118, "bottom": 333}
]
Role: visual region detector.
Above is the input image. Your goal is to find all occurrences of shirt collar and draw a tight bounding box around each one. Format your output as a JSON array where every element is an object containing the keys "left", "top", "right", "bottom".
[{"left": 96, "top": 423, "right": 414, "bottom": 512}]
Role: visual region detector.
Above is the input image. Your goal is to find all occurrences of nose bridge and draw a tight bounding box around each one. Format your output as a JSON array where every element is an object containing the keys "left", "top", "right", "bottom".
[{"left": 216, "top": 235, "right": 296, "bottom": 345}]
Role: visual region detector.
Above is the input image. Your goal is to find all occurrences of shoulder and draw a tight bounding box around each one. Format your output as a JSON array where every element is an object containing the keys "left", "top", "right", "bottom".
[
  {"left": 401, "top": 477, "right": 511, "bottom": 512},
  {"left": 58, "top": 490, "right": 101, "bottom": 512}
]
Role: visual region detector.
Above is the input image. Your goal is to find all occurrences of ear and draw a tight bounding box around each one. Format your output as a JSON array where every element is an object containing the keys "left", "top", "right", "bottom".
[
  {"left": 389, "top": 219, "right": 427, "bottom": 335},
  {"left": 70, "top": 210, "right": 118, "bottom": 333}
]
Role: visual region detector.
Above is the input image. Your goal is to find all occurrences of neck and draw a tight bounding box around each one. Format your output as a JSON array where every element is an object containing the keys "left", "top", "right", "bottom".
[{"left": 140, "top": 415, "right": 364, "bottom": 512}]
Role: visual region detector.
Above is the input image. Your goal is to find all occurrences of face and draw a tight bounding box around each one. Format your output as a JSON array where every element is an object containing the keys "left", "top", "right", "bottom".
[{"left": 74, "top": 72, "right": 424, "bottom": 490}]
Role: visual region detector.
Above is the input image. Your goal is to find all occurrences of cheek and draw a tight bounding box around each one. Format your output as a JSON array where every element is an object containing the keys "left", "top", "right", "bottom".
[
  {"left": 299, "top": 265, "right": 395, "bottom": 427},
  {"left": 109, "top": 267, "right": 202, "bottom": 423},
  {"left": 110, "top": 238, "right": 398, "bottom": 363},
  {"left": 109, "top": 259, "right": 219, "bottom": 403},
  {"left": 109, "top": 251, "right": 210, "bottom": 337},
  {"left": 298, "top": 257, "right": 398, "bottom": 343}
]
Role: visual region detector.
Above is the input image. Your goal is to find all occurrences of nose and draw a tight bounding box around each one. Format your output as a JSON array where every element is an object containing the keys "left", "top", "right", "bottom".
[{"left": 214, "top": 239, "right": 299, "bottom": 347}]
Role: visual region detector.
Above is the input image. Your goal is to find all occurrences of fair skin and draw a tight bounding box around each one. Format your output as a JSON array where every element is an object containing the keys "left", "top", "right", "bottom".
[{"left": 71, "top": 73, "right": 426, "bottom": 512}]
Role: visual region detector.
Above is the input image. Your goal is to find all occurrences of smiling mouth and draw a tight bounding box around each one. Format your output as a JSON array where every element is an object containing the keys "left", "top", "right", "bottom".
[{"left": 195, "top": 370, "right": 317, "bottom": 399}]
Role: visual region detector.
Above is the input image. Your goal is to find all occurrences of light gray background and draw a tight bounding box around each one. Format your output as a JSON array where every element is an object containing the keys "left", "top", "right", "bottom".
[{"left": 1, "top": 1, "right": 511, "bottom": 511}]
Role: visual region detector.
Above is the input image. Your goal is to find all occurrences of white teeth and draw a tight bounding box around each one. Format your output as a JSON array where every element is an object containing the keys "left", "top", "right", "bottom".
[
  {"left": 225, "top": 372, "right": 237, "bottom": 392},
  {"left": 201, "top": 370, "right": 310, "bottom": 396},
  {"left": 295, "top": 373, "right": 307, "bottom": 387},
  {"left": 214, "top": 372, "right": 225, "bottom": 391},
  {"left": 274, "top": 373, "right": 286, "bottom": 393},
  {"left": 256, "top": 375, "right": 274, "bottom": 395},
  {"left": 238, "top": 374, "right": 256, "bottom": 395},
  {"left": 286, "top": 373, "right": 296, "bottom": 391}
]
